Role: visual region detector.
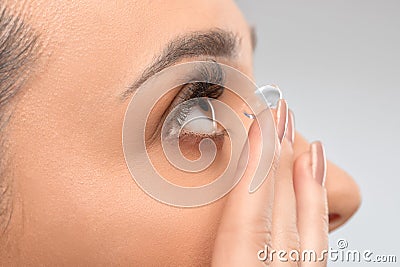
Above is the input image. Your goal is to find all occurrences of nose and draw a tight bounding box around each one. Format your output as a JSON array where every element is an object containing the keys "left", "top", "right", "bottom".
[{"left": 293, "top": 133, "right": 361, "bottom": 231}]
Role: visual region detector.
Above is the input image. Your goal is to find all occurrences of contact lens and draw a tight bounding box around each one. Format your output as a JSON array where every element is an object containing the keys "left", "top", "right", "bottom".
[
  {"left": 243, "top": 85, "right": 282, "bottom": 119},
  {"left": 256, "top": 85, "right": 282, "bottom": 109}
]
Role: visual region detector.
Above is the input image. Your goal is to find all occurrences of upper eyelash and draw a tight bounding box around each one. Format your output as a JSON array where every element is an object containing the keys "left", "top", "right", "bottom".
[
  {"left": 177, "top": 60, "right": 225, "bottom": 101},
  {"left": 171, "top": 61, "right": 226, "bottom": 128},
  {"left": 177, "top": 82, "right": 224, "bottom": 101}
]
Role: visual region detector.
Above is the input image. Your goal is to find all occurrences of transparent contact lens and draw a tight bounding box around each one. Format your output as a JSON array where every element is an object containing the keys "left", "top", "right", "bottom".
[
  {"left": 256, "top": 84, "right": 282, "bottom": 109},
  {"left": 243, "top": 84, "right": 282, "bottom": 119}
]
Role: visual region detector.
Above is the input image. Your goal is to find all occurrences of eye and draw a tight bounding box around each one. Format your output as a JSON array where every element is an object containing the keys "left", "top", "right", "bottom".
[
  {"left": 144, "top": 61, "right": 227, "bottom": 151},
  {"left": 163, "top": 82, "right": 227, "bottom": 151},
  {"left": 136, "top": 61, "right": 253, "bottom": 189}
]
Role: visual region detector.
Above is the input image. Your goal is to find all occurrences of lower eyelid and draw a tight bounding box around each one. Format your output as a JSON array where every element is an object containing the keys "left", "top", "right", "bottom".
[{"left": 179, "top": 129, "right": 226, "bottom": 151}]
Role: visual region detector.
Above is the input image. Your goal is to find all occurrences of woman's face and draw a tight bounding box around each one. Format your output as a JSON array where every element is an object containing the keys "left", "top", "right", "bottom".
[{"left": 3, "top": 0, "right": 360, "bottom": 265}]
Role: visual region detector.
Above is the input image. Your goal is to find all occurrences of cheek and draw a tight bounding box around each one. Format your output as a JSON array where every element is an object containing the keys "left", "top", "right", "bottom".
[
  {"left": 11, "top": 154, "right": 225, "bottom": 265},
  {"left": 85, "top": 179, "right": 227, "bottom": 266},
  {"left": 125, "top": 194, "right": 225, "bottom": 265}
]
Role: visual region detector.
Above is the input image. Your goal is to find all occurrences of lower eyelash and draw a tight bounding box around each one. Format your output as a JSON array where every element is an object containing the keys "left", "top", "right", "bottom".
[{"left": 178, "top": 129, "right": 226, "bottom": 151}]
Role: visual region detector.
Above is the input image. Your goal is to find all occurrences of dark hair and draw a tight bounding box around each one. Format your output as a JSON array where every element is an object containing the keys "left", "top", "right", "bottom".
[{"left": 0, "top": 5, "right": 39, "bottom": 235}]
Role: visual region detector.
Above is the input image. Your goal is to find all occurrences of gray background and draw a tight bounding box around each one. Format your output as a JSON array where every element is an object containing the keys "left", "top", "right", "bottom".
[{"left": 236, "top": 0, "right": 399, "bottom": 265}]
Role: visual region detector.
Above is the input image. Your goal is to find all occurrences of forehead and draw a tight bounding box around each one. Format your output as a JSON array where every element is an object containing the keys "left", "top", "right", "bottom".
[
  {"left": 11, "top": 0, "right": 253, "bottom": 89},
  {"left": 11, "top": 1, "right": 251, "bottom": 47}
]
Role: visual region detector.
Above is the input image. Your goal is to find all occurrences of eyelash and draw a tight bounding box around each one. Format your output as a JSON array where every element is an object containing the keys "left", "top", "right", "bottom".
[
  {"left": 176, "top": 82, "right": 224, "bottom": 101},
  {"left": 172, "top": 59, "right": 225, "bottom": 109}
]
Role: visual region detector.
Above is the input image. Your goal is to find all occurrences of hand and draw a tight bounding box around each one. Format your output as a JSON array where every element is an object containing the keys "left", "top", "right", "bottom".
[{"left": 212, "top": 100, "right": 329, "bottom": 266}]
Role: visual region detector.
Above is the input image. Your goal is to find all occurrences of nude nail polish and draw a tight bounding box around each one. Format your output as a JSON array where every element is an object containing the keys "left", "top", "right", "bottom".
[
  {"left": 310, "top": 141, "right": 327, "bottom": 186},
  {"left": 276, "top": 99, "right": 288, "bottom": 144},
  {"left": 286, "top": 110, "right": 295, "bottom": 144}
]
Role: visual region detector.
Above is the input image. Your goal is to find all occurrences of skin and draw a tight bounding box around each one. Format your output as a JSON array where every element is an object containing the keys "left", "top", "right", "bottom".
[{"left": 0, "top": 0, "right": 361, "bottom": 266}]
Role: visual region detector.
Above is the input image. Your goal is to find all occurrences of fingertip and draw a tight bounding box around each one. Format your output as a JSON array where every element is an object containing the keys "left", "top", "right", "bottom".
[
  {"left": 293, "top": 151, "right": 312, "bottom": 186},
  {"left": 293, "top": 150, "right": 328, "bottom": 209}
]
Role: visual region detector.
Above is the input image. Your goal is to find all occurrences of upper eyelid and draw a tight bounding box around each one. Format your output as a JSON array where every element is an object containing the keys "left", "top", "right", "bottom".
[
  {"left": 168, "top": 61, "right": 226, "bottom": 113},
  {"left": 187, "top": 60, "right": 226, "bottom": 85}
]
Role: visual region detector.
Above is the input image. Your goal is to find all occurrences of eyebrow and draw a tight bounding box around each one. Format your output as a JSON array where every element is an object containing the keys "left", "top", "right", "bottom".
[{"left": 121, "top": 28, "right": 248, "bottom": 99}]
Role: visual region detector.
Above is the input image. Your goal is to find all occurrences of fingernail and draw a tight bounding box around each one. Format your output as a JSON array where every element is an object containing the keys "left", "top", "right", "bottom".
[
  {"left": 276, "top": 99, "right": 288, "bottom": 144},
  {"left": 310, "top": 141, "right": 327, "bottom": 186},
  {"left": 286, "top": 110, "right": 295, "bottom": 144},
  {"left": 248, "top": 109, "right": 276, "bottom": 193}
]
